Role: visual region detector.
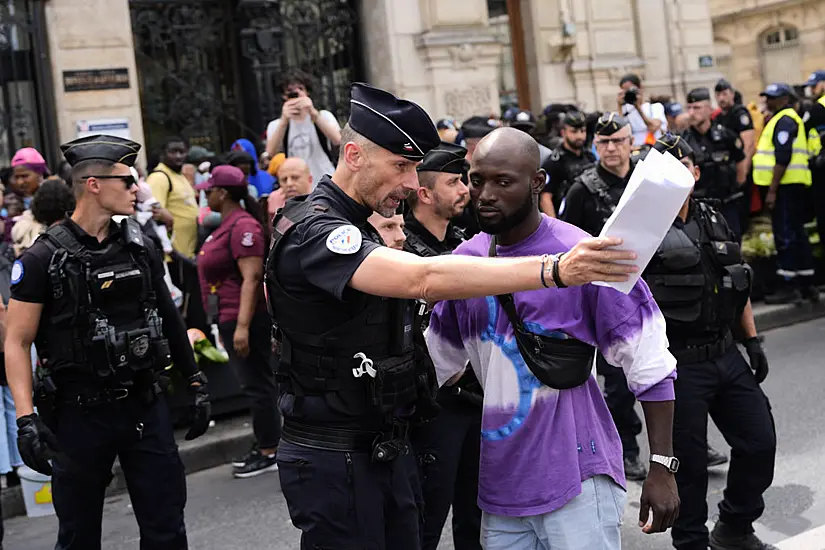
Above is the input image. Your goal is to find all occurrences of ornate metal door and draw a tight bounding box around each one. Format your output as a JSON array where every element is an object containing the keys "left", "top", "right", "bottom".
[
  {"left": 130, "top": 0, "right": 362, "bottom": 159},
  {"left": 0, "top": 0, "right": 54, "bottom": 167}
]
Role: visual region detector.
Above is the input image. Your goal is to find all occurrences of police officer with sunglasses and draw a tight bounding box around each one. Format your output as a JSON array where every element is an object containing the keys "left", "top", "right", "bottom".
[{"left": 5, "top": 134, "right": 211, "bottom": 550}]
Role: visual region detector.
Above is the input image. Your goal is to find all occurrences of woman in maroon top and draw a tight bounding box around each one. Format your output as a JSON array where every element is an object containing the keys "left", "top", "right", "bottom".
[{"left": 195, "top": 165, "right": 281, "bottom": 478}]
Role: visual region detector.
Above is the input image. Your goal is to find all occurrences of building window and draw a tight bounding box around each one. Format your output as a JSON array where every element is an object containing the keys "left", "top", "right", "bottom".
[
  {"left": 762, "top": 25, "right": 800, "bottom": 49},
  {"left": 760, "top": 25, "right": 801, "bottom": 88}
]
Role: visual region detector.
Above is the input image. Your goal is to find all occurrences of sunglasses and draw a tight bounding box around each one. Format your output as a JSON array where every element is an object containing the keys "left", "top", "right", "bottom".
[
  {"left": 86, "top": 174, "right": 138, "bottom": 189},
  {"left": 594, "top": 137, "right": 632, "bottom": 147}
]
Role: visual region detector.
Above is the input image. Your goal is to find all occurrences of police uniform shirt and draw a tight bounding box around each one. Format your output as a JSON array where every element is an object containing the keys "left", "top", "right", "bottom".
[
  {"left": 771, "top": 114, "right": 802, "bottom": 167},
  {"left": 803, "top": 100, "right": 825, "bottom": 147},
  {"left": 541, "top": 146, "right": 597, "bottom": 210},
  {"left": 561, "top": 164, "right": 631, "bottom": 237},
  {"left": 681, "top": 124, "right": 745, "bottom": 198},
  {"left": 10, "top": 217, "right": 198, "bottom": 378},
  {"left": 403, "top": 211, "right": 463, "bottom": 255},
  {"left": 716, "top": 104, "right": 755, "bottom": 136}
]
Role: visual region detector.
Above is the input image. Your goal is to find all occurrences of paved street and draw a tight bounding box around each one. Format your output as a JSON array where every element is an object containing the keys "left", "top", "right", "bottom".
[{"left": 6, "top": 317, "right": 825, "bottom": 550}]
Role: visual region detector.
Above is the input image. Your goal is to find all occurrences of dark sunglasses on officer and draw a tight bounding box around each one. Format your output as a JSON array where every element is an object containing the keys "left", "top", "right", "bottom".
[{"left": 84, "top": 173, "right": 138, "bottom": 189}]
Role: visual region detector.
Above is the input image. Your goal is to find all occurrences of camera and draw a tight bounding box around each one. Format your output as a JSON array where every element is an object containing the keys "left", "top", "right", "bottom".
[
  {"left": 286, "top": 91, "right": 299, "bottom": 99},
  {"left": 624, "top": 87, "right": 639, "bottom": 105}
]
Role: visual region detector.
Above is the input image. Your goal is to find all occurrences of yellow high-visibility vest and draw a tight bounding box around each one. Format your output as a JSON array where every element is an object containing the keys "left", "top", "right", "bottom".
[
  {"left": 806, "top": 95, "right": 825, "bottom": 157},
  {"left": 752, "top": 107, "right": 812, "bottom": 186}
]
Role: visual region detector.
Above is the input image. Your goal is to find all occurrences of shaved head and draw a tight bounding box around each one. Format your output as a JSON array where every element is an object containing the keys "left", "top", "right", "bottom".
[
  {"left": 278, "top": 156, "right": 313, "bottom": 198},
  {"left": 474, "top": 127, "right": 541, "bottom": 171}
]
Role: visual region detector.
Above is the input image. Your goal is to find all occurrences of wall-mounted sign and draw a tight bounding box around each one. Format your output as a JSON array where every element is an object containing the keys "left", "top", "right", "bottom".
[
  {"left": 63, "top": 68, "right": 130, "bottom": 92},
  {"left": 698, "top": 55, "right": 714, "bottom": 68},
  {"left": 76, "top": 118, "right": 131, "bottom": 140}
]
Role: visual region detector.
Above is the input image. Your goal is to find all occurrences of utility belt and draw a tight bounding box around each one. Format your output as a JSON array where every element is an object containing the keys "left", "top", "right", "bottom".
[
  {"left": 670, "top": 330, "right": 734, "bottom": 364},
  {"left": 56, "top": 382, "right": 162, "bottom": 408},
  {"left": 282, "top": 419, "right": 411, "bottom": 463},
  {"left": 88, "top": 319, "right": 171, "bottom": 383}
]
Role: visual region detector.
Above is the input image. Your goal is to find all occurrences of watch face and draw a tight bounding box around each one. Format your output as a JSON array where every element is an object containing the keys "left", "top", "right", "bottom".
[{"left": 669, "top": 457, "right": 680, "bottom": 473}]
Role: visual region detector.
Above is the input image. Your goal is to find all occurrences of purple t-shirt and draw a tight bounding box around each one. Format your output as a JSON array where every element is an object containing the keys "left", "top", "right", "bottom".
[{"left": 425, "top": 216, "right": 676, "bottom": 517}]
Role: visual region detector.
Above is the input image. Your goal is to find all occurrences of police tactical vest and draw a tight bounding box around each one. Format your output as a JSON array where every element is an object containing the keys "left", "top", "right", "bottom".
[
  {"left": 36, "top": 218, "right": 170, "bottom": 383},
  {"left": 690, "top": 125, "right": 738, "bottom": 200},
  {"left": 806, "top": 95, "right": 825, "bottom": 158},
  {"left": 753, "top": 108, "right": 812, "bottom": 186},
  {"left": 578, "top": 166, "right": 618, "bottom": 229},
  {"left": 265, "top": 197, "right": 419, "bottom": 419},
  {"left": 645, "top": 202, "right": 752, "bottom": 343}
]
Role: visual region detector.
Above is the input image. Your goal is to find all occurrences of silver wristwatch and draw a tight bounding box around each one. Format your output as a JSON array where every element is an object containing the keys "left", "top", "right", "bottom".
[{"left": 650, "top": 454, "right": 680, "bottom": 473}]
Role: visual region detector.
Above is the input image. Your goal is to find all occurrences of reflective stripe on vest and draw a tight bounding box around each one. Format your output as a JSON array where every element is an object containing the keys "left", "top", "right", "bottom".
[
  {"left": 808, "top": 96, "right": 825, "bottom": 158},
  {"left": 752, "top": 108, "right": 812, "bottom": 186}
]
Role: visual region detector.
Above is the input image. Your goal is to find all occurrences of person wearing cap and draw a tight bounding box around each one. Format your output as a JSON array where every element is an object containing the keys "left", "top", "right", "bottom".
[
  {"left": 804, "top": 70, "right": 825, "bottom": 255},
  {"left": 681, "top": 87, "right": 749, "bottom": 240},
  {"left": 403, "top": 141, "right": 482, "bottom": 550},
  {"left": 460, "top": 115, "right": 499, "bottom": 161},
  {"left": 503, "top": 109, "right": 554, "bottom": 166},
  {"left": 265, "top": 83, "right": 639, "bottom": 548},
  {"left": 426, "top": 126, "right": 680, "bottom": 549},
  {"left": 752, "top": 83, "right": 819, "bottom": 304},
  {"left": 10, "top": 147, "right": 48, "bottom": 207},
  {"left": 715, "top": 79, "right": 756, "bottom": 159},
  {"left": 195, "top": 165, "right": 281, "bottom": 479},
  {"left": 642, "top": 134, "right": 777, "bottom": 550},
  {"left": 541, "top": 111, "right": 596, "bottom": 217},
  {"left": 4, "top": 134, "right": 211, "bottom": 549}
]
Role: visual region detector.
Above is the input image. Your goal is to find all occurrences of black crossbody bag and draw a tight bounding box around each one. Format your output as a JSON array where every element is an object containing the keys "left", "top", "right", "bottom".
[{"left": 488, "top": 237, "right": 595, "bottom": 390}]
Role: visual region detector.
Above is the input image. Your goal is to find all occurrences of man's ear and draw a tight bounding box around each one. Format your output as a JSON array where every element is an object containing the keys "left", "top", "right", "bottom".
[
  {"left": 532, "top": 169, "right": 547, "bottom": 195},
  {"left": 342, "top": 142, "right": 365, "bottom": 171}
]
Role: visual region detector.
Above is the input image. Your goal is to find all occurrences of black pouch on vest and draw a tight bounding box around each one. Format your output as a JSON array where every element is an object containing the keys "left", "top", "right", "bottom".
[
  {"left": 370, "top": 353, "right": 418, "bottom": 414},
  {"left": 719, "top": 263, "right": 752, "bottom": 325},
  {"left": 489, "top": 238, "right": 594, "bottom": 390}
]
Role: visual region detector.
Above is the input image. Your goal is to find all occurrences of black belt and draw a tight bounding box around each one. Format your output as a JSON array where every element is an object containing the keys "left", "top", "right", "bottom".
[
  {"left": 282, "top": 419, "right": 385, "bottom": 452},
  {"left": 58, "top": 384, "right": 159, "bottom": 407},
  {"left": 671, "top": 331, "right": 734, "bottom": 364}
]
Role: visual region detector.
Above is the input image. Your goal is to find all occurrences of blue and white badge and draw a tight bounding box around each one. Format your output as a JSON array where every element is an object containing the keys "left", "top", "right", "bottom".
[
  {"left": 10, "top": 260, "right": 24, "bottom": 285},
  {"left": 326, "top": 225, "right": 362, "bottom": 255},
  {"left": 777, "top": 131, "right": 790, "bottom": 145},
  {"left": 740, "top": 114, "right": 750, "bottom": 127}
]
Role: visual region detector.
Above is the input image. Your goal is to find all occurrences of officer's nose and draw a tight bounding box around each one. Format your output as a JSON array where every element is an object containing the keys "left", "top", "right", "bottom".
[{"left": 401, "top": 170, "right": 419, "bottom": 193}]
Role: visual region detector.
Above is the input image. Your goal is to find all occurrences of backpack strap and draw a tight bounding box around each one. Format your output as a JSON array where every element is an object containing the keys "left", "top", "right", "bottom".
[{"left": 150, "top": 170, "right": 173, "bottom": 195}]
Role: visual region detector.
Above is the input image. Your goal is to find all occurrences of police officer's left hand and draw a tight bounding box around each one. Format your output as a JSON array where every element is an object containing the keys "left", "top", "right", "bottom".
[
  {"left": 185, "top": 372, "right": 212, "bottom": 441},
  {"left": 745, "top": 337, "right": 769, "bottom": 384}
]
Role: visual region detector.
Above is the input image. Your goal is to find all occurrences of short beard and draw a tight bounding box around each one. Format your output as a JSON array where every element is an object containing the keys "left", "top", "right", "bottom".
[{"left": 476, "top": 193, "right": 535, "bottom": 236}]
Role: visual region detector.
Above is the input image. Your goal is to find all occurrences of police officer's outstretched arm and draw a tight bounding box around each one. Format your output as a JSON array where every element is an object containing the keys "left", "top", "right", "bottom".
[
  {"left": 5, "top": 255, "right": 61, "bottom": 475},
  {"left": 147, "top": 240, "right": 211, "bottom": 439}
]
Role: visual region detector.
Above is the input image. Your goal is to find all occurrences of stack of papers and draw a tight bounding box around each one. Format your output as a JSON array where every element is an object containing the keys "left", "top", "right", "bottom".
[{"left": 593, "top": 148, "right": 695, "bottom": 294}]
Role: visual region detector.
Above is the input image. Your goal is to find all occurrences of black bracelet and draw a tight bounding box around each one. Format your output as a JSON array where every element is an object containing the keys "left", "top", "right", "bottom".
[
  {"left": 540, "top": 254, "right": 551, "bottom": 288},
  {"left": 552, "top": 253, "right": 567, "bottom": 289}
]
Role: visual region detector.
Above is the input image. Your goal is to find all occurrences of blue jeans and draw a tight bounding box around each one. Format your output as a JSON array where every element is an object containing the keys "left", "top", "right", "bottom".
[
  {"left": 480, "top": 475, "right": 627, "bottom": 550},
  {"left": 0, "top": 386, "right": 23, "bottom": 474}
]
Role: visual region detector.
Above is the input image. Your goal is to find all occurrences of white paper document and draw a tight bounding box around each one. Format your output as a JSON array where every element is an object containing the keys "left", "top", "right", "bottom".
[{"left": 593, "top": 148, "right": 695, "bottom": 294}]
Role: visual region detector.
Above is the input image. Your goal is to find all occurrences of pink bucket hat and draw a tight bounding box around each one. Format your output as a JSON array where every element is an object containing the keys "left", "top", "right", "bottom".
[{"left": 11, "top": 147, "right": 48, "bottom": 174}]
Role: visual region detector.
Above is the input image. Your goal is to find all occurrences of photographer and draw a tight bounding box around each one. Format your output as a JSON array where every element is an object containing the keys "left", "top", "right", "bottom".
[
  {"left": 265, "top": 70, "right": 342, "bottom": 186},
  {"left": 618, "top": 73, "right": 668, "bottom": 148}
]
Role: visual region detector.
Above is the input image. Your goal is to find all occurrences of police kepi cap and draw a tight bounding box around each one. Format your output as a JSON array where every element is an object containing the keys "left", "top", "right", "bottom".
[
  {"left": 562, "top": 111, "right": 587, "bottom": 128},
  {"left": 60, "top": 134, "right": 141, "bottom": 168},
  {"left": 686, "top": 87, "right": 711, "bottom": 104},
  {"left": 509, "top": 109, "right": 537, "bottom": 130},
  {"left": 348, "top": 82, "right": 439, "bottom": 160},
  {"left": 806, "top": 70, "right": 825, "bottom": 87},
  {"left": 714, "top": 78, "right": 733, "bottom": 93},
  {"left": 194, "top": 164, "right": 247, "bottom": 191},
  {"left": 417, "top": 141, "right": 468, "bottom": 174},
  {"left": 461, "top": 116, "right": 499, "bottom": 139},
  {"left": 652, "top": 133, "right": 695, "bottom": 162},
  {"left": 594, "top": 112, "right": 629, "bottom": 136},
  {"left": 760, "top": 83, "right": 793, "bottom": 98}
]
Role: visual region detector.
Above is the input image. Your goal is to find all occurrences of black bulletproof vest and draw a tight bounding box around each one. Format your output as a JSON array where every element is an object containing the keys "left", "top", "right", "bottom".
[
  {"left": 35, "top": 219, "right": 162, "bottom": 378},
  {"left": 645, "top": 201, "right": 751, "bottom": 344},
  {"left": 687, "top": 125, "right": 738, "bottom": 200},
  {"left": 579, "top": 167, "right": 619, "bottom": 229},
  {"left": 265, "top": 197, "right": 417, "bottom": 418}
]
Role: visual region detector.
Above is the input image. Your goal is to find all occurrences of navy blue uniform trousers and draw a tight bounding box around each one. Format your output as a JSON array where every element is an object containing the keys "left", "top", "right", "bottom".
[
  {"left": 278, "top": 439, "right": 422, "bottom": 550},
  {"left": 671, "top": 346, "right": 776, "bottom": 550},
  {"left": 52, "top": 395, "right": 187, "bottom": 550}
]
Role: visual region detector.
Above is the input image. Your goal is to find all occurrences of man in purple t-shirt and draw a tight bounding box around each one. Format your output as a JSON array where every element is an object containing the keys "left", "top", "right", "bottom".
[{"left": 425, "top": 128, "right": 680, "bottom": 549}]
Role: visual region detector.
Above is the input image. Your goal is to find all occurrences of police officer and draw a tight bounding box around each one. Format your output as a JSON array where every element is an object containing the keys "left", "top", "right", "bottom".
[
  {"left": 5, "top": 135, "right": 211, "bottom": 550},
  {"left": 714, "top": 79, "right": 756, "bottom": 161},
  {"left": 682, "top": 87, "right": 748, "bottom": 241},
  {"left": 642, "top": 135, "right": 777, "bottom": 550},
  {"left": 266, "top": 82, "right": 639, "bottom": 549},
  {"left": 403, "top": 141, "right": 482, "bottom": 550},
  {"left": 541, "top": 111, "right": 596, "bottom": 217},
  {"left": 753, "top": 83, "right": 819, "bottom": 304},
  {"left": 804, "top": 70, "right": 825, "bottom": 257}
]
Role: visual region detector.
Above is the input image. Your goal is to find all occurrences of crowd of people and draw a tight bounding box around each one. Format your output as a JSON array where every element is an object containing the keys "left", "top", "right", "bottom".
[{"left": 1, "top": 65, "right": 824, "bottom": 550}]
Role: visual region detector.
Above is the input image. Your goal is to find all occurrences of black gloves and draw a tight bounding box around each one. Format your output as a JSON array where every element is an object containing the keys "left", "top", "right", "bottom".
[
  {"left": 744, "top": 337, "right": 769, "bottom": 384},
  {"left": 17, "top": 413, "right": 60, "bottom": 476},
  {"left": 185, "top": 372, "right": 211, "bottom": 441}
]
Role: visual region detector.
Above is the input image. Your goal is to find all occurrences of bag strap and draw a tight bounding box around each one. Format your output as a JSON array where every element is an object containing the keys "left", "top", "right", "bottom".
[
  {"left": 149, "top": 170, "right": 173, "bottom": 194},
  {"left": 487, "top": 236, "right": 524, "bottom": 331}
]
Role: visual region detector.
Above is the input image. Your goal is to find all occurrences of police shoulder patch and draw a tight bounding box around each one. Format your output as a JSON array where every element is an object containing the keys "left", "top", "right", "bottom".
[
  {"left": 326, "top": 225, "right": 362, "bottom": 255},
  {"left": 10, "top": 260, "right": 23, "bottom": 285},
  {"left": 777, "top": 131, "right": 790, "bottom": 145},
  {"left": 740, "top": 113, "right": 750, "bottom": 127}
]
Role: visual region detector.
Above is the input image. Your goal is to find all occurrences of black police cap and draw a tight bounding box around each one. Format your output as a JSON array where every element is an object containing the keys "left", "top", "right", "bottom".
[
  {"left": 686, "top": 87, "right": 711, "bottom": 104},
  {"left": 60, "top": 134, "right": 141, "bottom": 168},
  {"left": 715, "top": 78, "right": 733, "bottom": 93},
  {"left": 563, "top": 111, "right": 587, "bottom": 128},
  {"left": 461, "top": 116, "right": 498, "bottom": 139},
  {"left": 652, "top": 133, "right": 695, "bottom": 162},
  {"left": 594, "top": 112, "right": 629, "bottom": 136},
  {"left": 417, "top": 141, "right": 468, "bottom": 174},
  {"left": 349, "top": 82, "right": 439, "bottom": 161}
]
